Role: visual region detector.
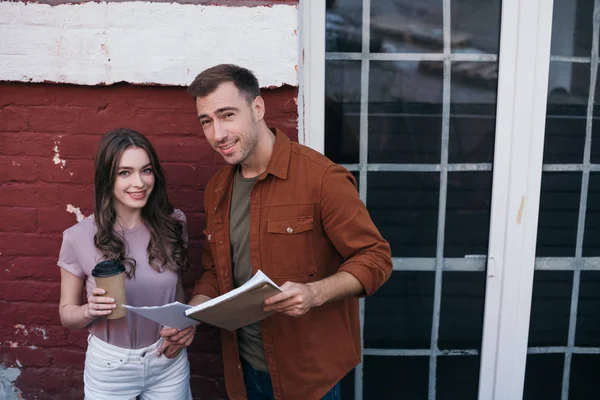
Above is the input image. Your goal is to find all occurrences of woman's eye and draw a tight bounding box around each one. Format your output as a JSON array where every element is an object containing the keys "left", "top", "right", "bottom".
[
  {"left": 118, "top": 171, "right": 129, "bottom": 176},
  {"left": 143, "top": 168, "right": 153, "bottom": 174}
]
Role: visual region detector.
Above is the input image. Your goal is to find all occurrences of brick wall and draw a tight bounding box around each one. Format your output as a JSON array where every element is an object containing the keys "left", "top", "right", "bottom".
[{"left": 0, "top": 81, "right": 298, "bottom": 399}]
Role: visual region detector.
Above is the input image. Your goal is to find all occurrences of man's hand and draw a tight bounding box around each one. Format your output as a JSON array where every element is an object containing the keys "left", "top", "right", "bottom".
[
  {"left": 156, "top": 325, "right": 196, "bottom": 358},
  {"left": 263, "top": 281, "right": 322, "bottom": 317}
]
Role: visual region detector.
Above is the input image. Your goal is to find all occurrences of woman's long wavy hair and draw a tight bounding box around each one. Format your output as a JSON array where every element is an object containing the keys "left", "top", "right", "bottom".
[{"left": 94, "top": 128, "right": 187, "bottom": 278}]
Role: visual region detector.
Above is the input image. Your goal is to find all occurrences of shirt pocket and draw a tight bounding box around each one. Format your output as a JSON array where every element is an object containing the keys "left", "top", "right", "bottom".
[{"left": 267, "top": 215, "right": 318, "bottom": 280}]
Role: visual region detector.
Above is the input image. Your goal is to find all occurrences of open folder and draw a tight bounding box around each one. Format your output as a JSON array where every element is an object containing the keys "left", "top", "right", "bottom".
[
  {"left": 123, "top": 270, "right": 282, "bottom": 331},
  {"left": 185, "top": 270, "right": 282, "bottom": 331}
]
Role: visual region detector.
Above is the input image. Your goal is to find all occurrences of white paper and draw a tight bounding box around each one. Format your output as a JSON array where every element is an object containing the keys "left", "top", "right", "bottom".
[
  {"left": 184, "top": 270, "right": 281, "bottom": 315},
  {"left": 123, "top": 301, "right": 196, "bottom": 330}
]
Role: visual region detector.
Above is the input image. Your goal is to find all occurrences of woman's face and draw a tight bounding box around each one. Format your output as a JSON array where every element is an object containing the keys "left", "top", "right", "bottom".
[{"left": 112, "top": 147, "right": 155, "bottom": 216}]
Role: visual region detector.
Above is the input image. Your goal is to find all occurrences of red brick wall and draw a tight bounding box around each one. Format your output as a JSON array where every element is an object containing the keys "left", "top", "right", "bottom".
[{"left": 0, "top": 82, "right": 298, "bottom": 399}]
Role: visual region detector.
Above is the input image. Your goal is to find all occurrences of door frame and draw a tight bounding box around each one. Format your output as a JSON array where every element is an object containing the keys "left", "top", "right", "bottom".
[{"left": 299, "top": 0, "right": 555, "bottom": 398}]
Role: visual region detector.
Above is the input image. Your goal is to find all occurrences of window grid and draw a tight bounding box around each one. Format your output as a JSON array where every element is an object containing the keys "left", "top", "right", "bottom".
[
  {"left": 325, "top": 0, "right": 600, "bottom": 400},
  {"left": 325, "top": 0, "right": 600, "bottom": 398},
  {"left": 428, "top": 0, "right": 453, "bottom": 398},
  {"left": 390, "top": 257, "right": 600, "bottom": 271},
  {"left": 337, "top": 0, "right": 493, "bottom": 398},
  {"left": 354, "top": 0, "right": 371, "bottom": 397},
  {"left": 560, "top": 1, "right": 600, "bottom": 398}
]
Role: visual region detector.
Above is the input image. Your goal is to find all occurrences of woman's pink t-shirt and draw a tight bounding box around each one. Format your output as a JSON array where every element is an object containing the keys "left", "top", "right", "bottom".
[{"left": 57, "top": 210, "right": 187, "bottom": 349}]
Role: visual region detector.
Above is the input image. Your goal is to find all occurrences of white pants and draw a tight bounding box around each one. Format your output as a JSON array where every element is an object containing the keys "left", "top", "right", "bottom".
[{"left": 84, "top": 335, "right": 192, "bottom": 400}]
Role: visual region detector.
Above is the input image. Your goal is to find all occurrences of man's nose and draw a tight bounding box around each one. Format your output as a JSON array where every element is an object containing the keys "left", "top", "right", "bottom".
[{"left": 213, "top": 120, "right": 227, "bottom": 142}]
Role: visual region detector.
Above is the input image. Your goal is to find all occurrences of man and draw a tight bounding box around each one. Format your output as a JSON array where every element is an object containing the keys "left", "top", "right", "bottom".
[{"left": 187, "top": 64, "right": 392, "bottom": 400}]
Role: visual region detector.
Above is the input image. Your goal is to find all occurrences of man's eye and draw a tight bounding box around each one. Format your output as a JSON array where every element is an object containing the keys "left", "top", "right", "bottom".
[
  {"left": 224, "top": 113, "right": 234, "bottom": 119},
  {"left": 200, "top": 120, "right": 211, "bottom": 126}
]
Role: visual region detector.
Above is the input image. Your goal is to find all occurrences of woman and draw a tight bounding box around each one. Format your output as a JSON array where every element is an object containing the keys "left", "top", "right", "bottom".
[{"left": 58, "top": 128, "right": 194, "bottom": 399}]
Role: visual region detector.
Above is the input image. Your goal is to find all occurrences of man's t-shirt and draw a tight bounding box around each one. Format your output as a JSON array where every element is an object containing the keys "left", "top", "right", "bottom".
[{"left": 230, "top": 168, "right": 268, "bottom": 372}]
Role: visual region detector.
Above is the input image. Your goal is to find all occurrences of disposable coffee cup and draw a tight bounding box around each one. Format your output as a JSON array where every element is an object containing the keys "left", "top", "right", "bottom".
[{"left": 92, "top": 260, "right": 127, "bottom": 320}]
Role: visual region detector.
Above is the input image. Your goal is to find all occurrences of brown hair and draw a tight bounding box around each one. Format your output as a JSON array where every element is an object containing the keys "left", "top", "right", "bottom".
[
  {"left": 94, "top": 128, "right": 187, "bottom": 278},
  {"left": 187, "top": 64, "right": 260, "bottom": 103}
]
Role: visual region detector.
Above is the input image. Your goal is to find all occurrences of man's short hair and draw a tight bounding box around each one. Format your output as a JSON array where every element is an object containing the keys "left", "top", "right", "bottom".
[{"left": 187, "top": 64, "right": 260, "bottom": 103}]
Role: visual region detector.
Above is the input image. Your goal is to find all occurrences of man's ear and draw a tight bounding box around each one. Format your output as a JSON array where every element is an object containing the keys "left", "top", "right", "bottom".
[{"left": 253, "top": 96, "right": 266, "bottom": 120}]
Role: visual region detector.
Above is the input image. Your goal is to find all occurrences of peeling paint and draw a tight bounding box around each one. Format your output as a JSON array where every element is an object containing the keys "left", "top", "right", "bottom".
[
  {"left": 0, "top": 367, "right": 22, "bottom": 400},
  {"left": 32, "top": 327, "right": 48, "bottom": 340},
  {"left": 11, "top": 161, "right": 20, "bottom": 167},
  {"left": 516, "top": 196, "right": 525, "bottom": 225},
  {"left": 53, "top": 140, "right": 66, "bottom": 169},
  {"left": 15, "top": 360, "right": 21, "bottom": 368},
  {"left": 0, "top": 2, "right": 298, "bottom": 87},
  {"left": 66, "top": 204, "right": 86, "bottom": 222}
]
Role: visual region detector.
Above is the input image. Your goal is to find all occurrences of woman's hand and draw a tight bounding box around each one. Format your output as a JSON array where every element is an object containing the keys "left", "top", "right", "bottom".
[{"left": 84, "top": 288, "right": 116, "bottom": 319}]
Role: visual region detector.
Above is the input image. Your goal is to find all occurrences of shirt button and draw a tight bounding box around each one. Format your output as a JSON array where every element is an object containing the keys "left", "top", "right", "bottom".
[
  {"left": 238, "top": 363, "right": 242, "bottom": 370},
  {"left": 219, "top": 240, "right": 223, "bottom": 244},
  {"left": 207, "top": 234, "right": 212, "bottom": 241},
  {"left": 286, "top": 227, "right": 293, "bottom": 233}
]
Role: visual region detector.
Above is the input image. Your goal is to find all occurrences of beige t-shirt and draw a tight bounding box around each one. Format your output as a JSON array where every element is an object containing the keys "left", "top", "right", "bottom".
[{"left": 57, "top": 210, "right": 187, "bottom": 349}]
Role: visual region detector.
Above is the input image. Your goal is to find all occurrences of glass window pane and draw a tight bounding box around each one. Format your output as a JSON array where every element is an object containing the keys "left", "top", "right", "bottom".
[
  {"left": 451, "top": 0, "right": 502, "bottom": 55},
  {"left": 536, "top": 172, "right": 582, "bottom": 257},
  {"left": 448, "top": 63, "right": 498, "bottom": 163},
  {"left": 370, "top": 0, "right": 443, "bottom": 54},
  {"left": 528, "top": 271, "right": 573, "bottom": 347},
  {"left": 367, "top": 172, "right": 439, "bottom": 257},
  {"left": 570, "top": 354, "right": 600, "bottom": 400},
  {"left": 368, "top": 61, "right": 443, "bottom": 164},
  {"left": 549, "top": 0, "right": 594, "bottom": 58},
  {"left": 340, "top": 370, "right": 355, "bottom": 400},
  {"left": 523, "top": 354, "right": 564, "bottom": 400},
  {"left": 363, "top": 356, "right": 429, "bottom": 399},
  {"left": 575, "top": 271, "right": 600, "bottom": 346},
  {"left": 444, "top": 172, "right": 492, "bottom": 257},
  {"left": 438, "top": 272, "right": 486, "bottom": 350},
  {"left": 583, "top": 173, "right": 600, "bottom": 255},
  {"left": 545, "top": 61, "right": 589, "bottom": 164},
  {"left": 325, "top": 0, "right": 363, "bottom": 53},
  {"left": 437, "top": 356, "right": 480, "bottom": 400},
  {"left": 364, "top": 272, "right": 433, "bottom": 349},
  {"left": 325, "top": 60, "right": 361, "bottom": 164},
  {"left": 590, "top": 76, "right": 600, "bottom": 162}
]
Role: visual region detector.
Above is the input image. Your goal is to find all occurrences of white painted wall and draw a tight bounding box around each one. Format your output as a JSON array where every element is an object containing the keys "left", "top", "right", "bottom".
[{"left": 0, "top": 2, "right": 298, "bottom": 87}]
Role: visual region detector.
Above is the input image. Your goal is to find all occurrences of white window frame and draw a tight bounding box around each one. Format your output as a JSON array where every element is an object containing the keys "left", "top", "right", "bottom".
[{"left": 298, "top": 0, "right": 554, "bottom": 399}]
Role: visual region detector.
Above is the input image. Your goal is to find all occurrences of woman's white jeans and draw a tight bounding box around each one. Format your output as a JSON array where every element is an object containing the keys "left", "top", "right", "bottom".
[{"left": 84, "top": 334, "right": 192, "bottom": 400}]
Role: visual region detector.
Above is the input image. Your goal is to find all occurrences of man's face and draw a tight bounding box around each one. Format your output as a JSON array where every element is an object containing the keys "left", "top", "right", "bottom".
[{"left": 195, "top": 82, "right": 260, "bottom": 166}]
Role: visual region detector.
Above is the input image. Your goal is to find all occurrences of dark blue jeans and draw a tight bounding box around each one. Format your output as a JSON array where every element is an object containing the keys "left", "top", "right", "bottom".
[{"left": 242, "top": 361, "right": 341, "bottom": 400}]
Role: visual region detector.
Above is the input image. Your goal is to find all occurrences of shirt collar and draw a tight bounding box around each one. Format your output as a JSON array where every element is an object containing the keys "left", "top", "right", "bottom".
[
  {"left": 260, "top": 127, "right": 291, "bottom": 181},
  {"left": 213, "top": 127, "right": 291, "bottom": 197}
]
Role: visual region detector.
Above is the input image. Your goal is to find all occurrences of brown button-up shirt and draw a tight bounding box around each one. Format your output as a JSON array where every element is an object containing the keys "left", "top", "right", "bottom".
[{"left": 192, "top": 129, "right": 392, "bottom": 400}]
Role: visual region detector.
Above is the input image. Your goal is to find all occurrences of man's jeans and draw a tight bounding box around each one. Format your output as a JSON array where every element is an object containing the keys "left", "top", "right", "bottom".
[{"left": 242, "top": 361, "right": 341, "bottom": 400}]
